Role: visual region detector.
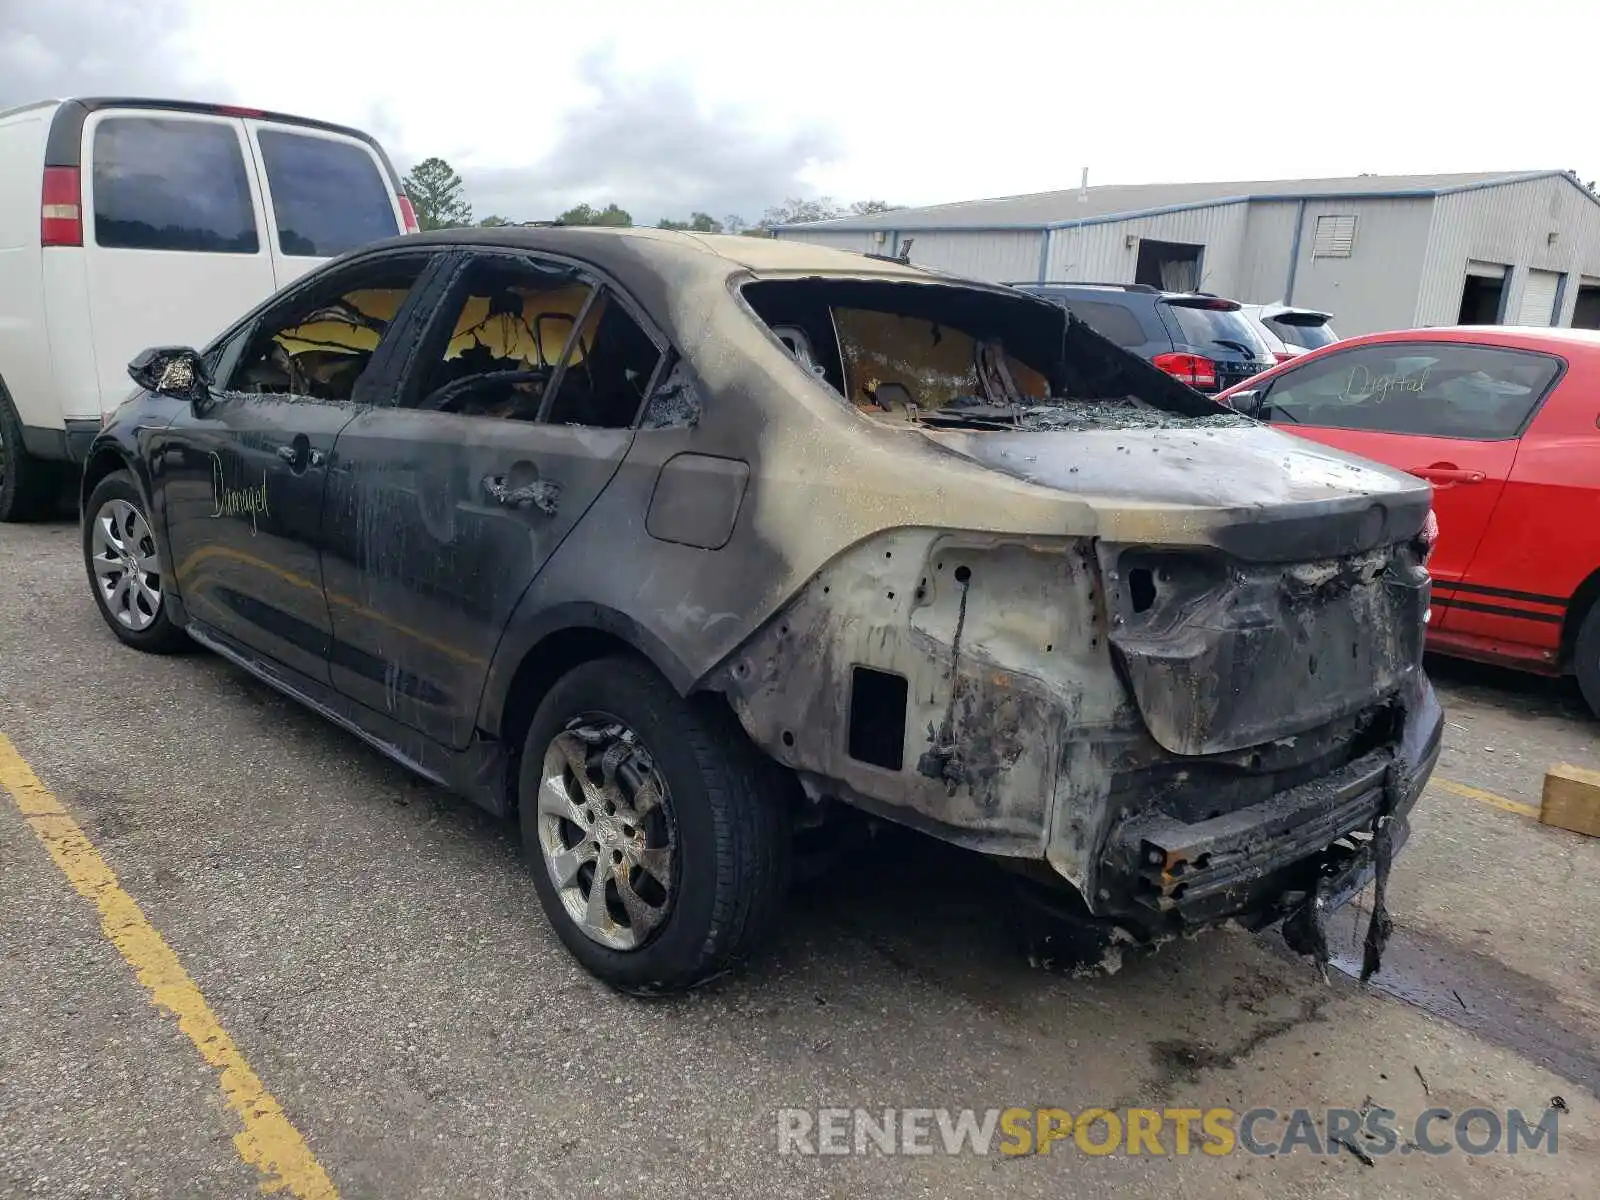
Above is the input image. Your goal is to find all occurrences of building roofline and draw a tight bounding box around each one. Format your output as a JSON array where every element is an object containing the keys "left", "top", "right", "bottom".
[{"left": 773, "top": 170, "right": 1598, "bottom": 235}]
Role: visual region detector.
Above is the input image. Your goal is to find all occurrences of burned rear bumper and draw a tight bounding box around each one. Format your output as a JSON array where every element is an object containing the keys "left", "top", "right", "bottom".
[{"left": 1092, "top": 675, "right": 1442, "bottom": 933}]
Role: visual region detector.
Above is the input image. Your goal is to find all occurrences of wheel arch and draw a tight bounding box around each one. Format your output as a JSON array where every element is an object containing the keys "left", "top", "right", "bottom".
[
  {"left": 80, "top": 442, "right": 139, "bottom": 511},
  {"left": 1561, "top": 565, "right": 1600, "bottom": 670},
  {"left": 479, "top": 602, "right": 701, "bottom": 754}
]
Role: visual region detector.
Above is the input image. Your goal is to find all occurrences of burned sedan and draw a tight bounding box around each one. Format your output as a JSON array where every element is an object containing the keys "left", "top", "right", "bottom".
[{"left": 79, "top": 228, "right": 1442, "bottom": 991}]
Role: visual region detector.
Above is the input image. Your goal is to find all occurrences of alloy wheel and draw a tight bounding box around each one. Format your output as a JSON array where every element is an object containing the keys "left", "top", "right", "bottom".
[
  {"left": 535, "top": 717, "right": 678, "bottom": 951},
  {"left": 90, "top": 498, "right": 164, "bottom": 631}
]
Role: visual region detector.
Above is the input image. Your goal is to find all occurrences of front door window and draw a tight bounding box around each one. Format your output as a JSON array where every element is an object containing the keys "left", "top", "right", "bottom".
[{"left": 1262, "top": 343, "right": 1561, "bottom": 439}]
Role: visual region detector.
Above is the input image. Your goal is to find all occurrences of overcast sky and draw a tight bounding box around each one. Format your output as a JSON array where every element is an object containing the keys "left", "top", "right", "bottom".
[{"left": 3, "top": 0, "right": 1593, "bottom": 225}]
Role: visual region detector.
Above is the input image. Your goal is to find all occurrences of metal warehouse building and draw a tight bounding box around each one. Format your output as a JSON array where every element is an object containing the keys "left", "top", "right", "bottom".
[{"left": 774, "top": 171, "right": 1600, "bottom": 336}]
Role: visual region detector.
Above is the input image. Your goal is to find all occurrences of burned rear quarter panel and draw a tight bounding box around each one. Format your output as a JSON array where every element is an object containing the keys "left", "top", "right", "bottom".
[{"left": 474, "top": 232, "right": 1433, "bottom": 894}]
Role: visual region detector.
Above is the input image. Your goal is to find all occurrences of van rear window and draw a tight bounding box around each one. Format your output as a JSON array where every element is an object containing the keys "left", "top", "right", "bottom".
[
  {"left": 257, "top": 130, "right": 399, "bottom": 257},
  {"left": 92, "top": 118, "right": 259, "bottom": 253}
]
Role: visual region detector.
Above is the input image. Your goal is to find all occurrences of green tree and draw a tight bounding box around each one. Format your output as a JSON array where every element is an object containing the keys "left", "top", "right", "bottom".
[
  {"left": 558, "top": 202, "right": 633, "bottom": 227},
  {"left": 402, "top": 157, "right": 472, "bottom": 230},
  {"left": 478, "top": 214, "right": 511, "bottom": 227},
  {"left": 656, "top": 211, "right": 723, "bottom": 232},
  {"left": 849, "top": 199, "right": 903, "bottom": 216},
  {"left": 758, "top": 197, "right": 843, "bottom": 230}
]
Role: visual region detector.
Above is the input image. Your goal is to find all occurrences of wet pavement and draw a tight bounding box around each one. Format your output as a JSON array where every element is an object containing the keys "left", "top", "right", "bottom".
[{"left": 2, "top": 517, "right": 1598, "bottom": 1199}]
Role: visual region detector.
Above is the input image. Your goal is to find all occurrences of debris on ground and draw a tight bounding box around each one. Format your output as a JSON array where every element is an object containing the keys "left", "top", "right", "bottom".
[{"left": 1540, "top": 762, "right": 1600, "bottom": 836}]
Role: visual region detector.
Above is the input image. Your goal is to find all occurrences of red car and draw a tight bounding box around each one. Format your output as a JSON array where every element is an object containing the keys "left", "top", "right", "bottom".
[{"left": 1218, "top": 325, "right": 1600, "bottom": 718}]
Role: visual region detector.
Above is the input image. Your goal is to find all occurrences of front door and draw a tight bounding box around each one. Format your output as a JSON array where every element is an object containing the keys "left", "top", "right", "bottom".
[
  {"left": 323, "top": 251, "right": 667, "bottom": 747},
  {"left": 158, "top": 250, "right": 440, "bottom": 680},
  {"left": 1253, "top": 340, "right": 1562, "bottom": 626}
]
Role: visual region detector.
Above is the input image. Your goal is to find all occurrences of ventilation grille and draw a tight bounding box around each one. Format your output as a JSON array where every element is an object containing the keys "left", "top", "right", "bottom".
[{"left": 1312, "top": 215, "right": 1357, "bottom": 258}]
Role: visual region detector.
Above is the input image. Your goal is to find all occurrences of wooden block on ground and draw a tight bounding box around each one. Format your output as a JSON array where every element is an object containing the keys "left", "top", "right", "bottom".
[{"left": 1540, "top": 763, "right": 1600, "bottom": 837}]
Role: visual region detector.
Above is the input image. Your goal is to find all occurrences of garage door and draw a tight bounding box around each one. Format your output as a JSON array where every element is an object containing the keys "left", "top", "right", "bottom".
[{"left": 1516, "top": 269, "right": 1563, "bottom": 326}]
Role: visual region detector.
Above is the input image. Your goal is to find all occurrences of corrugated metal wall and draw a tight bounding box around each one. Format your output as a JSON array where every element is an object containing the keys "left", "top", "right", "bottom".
[
  {"left": 892, "top": 231, "right": 1043, "bottom": 282},
  {"left": 778, "top": 177, "right": 1600, "bottom": 336},
  {"left": 1287, "top": 198, "right": 1433, "bottom": 336},
  {"left": 1417, "top": 175, "right": 1600, "bottom": 327},
  {"left": 772, "top": 228, "right": 1043, "bottom": 282},
  {"left": 1043, "top": 202, "right": 1250, "bottom": 293},
  {"left": 1235, "top": 202, "right": 1300, "bottom": 303}
]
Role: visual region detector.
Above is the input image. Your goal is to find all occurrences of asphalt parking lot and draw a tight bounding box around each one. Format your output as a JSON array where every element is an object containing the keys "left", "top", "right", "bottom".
[{"left": 2, "top": 515, "right": 1598, "bottom": 1199}]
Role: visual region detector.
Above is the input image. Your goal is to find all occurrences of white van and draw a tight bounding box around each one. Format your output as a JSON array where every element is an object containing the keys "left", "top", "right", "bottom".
[{"left": 0, "top": 97, "right": 419, "bottom": 520}]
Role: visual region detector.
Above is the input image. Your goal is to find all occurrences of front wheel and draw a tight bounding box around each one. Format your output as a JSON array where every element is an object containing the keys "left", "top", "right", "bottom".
[
  {"left": 1577, "top": 603, "right": 1600, "bottom": 720},
  {"left": 82, "top": 470, "right": 191, "bottom": 654},
  {"left": 518, "top": 657, "right": 791, "bottom": 992}
]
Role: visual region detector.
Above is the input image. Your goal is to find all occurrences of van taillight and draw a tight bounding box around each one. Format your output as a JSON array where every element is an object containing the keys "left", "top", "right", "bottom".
[
  {"left": 398, "top": 194, "right": 421, "bottom": 235},
  {"left": 41, "top": 167, "right": 83, "bottom": 247},
  {"left": 1151, "top": 351, "right": 1217, "bottom": 390}
]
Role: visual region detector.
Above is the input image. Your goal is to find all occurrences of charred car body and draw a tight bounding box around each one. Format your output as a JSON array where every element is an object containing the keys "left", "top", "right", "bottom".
[{"left": 79, "top": 228, "right": 1442, "bottom": 990}]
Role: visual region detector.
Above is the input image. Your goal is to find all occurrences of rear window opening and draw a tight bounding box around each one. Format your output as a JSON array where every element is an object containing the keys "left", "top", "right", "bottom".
[{"left": 740, "top": 278, "right": 1244, "bottom": 432}]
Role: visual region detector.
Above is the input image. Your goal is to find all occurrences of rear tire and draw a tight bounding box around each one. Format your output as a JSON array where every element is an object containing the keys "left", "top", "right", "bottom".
[
  {"left": 82, "top": 470, "right": 191, "bottom": 654},
  {"left": 1577, "top": 603, "right": 1600, "bottom": 720},
  {"left": 518, "top": 657, "right": 791, "bottom": 993},
  {"left": 0, "top": 386, "right": 64, "bottom": 523}
]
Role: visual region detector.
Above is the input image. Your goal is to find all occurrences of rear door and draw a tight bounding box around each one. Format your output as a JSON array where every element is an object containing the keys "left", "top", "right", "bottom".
[
  {"left": 1251, "top": 339, "right": 1564, "bottom": 623},
  {"left": 322, "top": 249, "right": 667, "bottom": 748},
  {"left": 81, "top": 109, "right": 276, "bottom": 415},
  {"left": 245, "top": 120, "right": 404, "bottom": 288}
]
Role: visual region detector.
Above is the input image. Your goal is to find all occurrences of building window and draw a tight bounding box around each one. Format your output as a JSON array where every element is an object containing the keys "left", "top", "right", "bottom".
[{"left": 1312, "top": 214, "right": 1357, "bottom": 258}]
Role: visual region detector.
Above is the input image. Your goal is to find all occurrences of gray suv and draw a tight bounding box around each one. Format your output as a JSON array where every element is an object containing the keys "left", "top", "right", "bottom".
[{"left": 1009, "top": 281, "right": 1276, "bottom": 394}]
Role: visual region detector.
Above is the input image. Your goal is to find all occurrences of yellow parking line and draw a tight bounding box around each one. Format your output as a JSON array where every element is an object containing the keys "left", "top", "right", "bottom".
[
  {"left": 0, "top": 735, "right": 338, "bottom": 1200},
  {"left": 1429, "top": 775, "right": 1543, "bottom": 820}
]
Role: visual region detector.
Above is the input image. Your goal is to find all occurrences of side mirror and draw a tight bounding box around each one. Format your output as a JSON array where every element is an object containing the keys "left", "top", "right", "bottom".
[
  {"left": 1228, "top": 388, "right": 1262, "bottom": 416},
  {"left": 128, "top": 346, "right": 212, "bottom": 402}
]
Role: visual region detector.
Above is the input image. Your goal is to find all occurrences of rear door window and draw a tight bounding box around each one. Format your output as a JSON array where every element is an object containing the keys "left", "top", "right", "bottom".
[
  {"left": 1261, "top": 342, "right": 1562, "bottom": 438},
  {"left": 91, "top": 117, "right": 259, "bottom": 253},
  {"left": 1056, "top": 300, "right": 1147, "bottom": 348},
  {"left": 256, "top": 129, "right": 399, "bottom": 257}
]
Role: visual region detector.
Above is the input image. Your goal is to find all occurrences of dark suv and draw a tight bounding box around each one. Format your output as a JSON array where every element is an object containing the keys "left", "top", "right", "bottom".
[{"left": 1009, "top": 282, "right": 1275, "bottom": 394}]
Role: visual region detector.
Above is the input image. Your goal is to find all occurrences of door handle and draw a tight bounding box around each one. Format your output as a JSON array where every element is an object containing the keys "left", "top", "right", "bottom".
[
  {"left": 482, "top": 473, "right": 561, "bottom": 515},
  {"left": 1410, "top": 464, "right": 1485, "bottom": 485},
  {"left": 275, "top": 438, "right": 325, "bottom": 473}
]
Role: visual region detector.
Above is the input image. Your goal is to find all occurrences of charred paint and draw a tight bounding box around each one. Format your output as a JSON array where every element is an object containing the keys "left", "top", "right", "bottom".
[{"left": 93, "top": 226, "right": 1445, "bottom": 963}]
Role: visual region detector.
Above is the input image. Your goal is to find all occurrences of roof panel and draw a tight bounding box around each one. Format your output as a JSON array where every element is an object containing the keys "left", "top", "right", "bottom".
[{"left": 783, "top": 171, "right": 1572, "bottom": 232}]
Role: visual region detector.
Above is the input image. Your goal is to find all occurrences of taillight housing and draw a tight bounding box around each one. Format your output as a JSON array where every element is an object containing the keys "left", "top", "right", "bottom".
[
  {"left": 41, "top": 167, "right": 83, "bottom": 246},
  {"left": 1414, "top": 508, "right": 1439, "bottom": 565},
  {"left": 1152, "top": 351, "right": 1217, "bottom": 390},
  {"left": 398, "top": 194, "right": 421, "bottom": 235}
]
